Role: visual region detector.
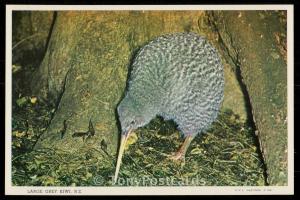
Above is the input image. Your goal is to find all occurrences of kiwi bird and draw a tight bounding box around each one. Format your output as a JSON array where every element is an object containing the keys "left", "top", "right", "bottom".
[{"left": 114, "top": 32, "right": 224, "bottom": 183}]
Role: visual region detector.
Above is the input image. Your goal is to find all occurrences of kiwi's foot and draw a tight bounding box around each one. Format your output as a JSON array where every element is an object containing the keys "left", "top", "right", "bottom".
[{"left": 168, "top": 151, "right": 186, "bottom": 163}]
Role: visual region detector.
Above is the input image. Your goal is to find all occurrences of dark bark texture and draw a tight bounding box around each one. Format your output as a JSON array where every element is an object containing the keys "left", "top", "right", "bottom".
[{"left": 207, "top": 11, "right": 287, "bottom": 185}]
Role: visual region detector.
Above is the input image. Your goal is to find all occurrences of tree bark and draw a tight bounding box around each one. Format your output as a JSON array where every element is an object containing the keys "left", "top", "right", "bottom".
[{"left": 207, "top": 11, "right": 287, "bottom": 185}]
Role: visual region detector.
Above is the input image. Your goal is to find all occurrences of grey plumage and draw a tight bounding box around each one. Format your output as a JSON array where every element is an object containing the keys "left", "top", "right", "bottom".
[
  {"left": 114, "top": 32, "right": 225, "bottom": 183},
  {"left": 118, "top": 32, "right": 224, "bottom": 137}
]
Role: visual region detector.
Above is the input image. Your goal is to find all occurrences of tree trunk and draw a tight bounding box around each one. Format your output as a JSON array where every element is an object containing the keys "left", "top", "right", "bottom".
[
  {"left": 32, "top": 11, "right": 248, "bottom": 156},
  {"left": 207, "top": 11, "right": 287, "bottom": 185}
]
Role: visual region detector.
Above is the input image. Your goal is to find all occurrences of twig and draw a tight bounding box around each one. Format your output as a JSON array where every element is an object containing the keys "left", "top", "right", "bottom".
[{"left": 12, "top": 33, "right": 43, "bottom": 51}]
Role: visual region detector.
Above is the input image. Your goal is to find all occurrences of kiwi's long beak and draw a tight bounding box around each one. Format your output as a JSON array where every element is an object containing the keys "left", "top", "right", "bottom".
[{"left": 114, "top": 129, "right": 132, "bottom": 184}]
